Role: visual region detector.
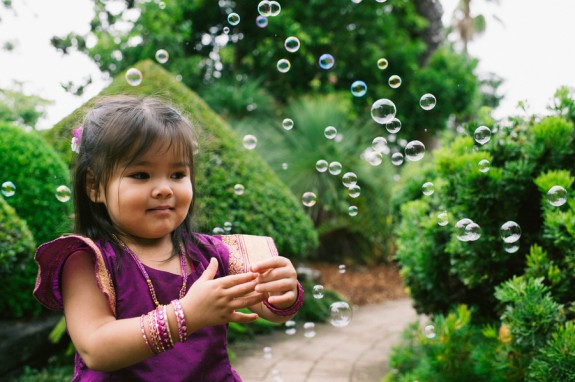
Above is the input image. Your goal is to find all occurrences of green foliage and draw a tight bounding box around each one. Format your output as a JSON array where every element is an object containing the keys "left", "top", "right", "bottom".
[
  {"left": 42, "top": 60, "right": 317, "bottom": 259},
  {"left": 495, "top": 277, "right": 564, "bottom": 356},
  {"left": 387, "top": 305, "right": 486, "bottom": 382},
  {"left": 0, "top": 85, "right": 52, "bottom": 129},
  {"left": 387, "top": 88, "right": 575, "bottom": 381},
  {"left": 233, "top": 93, "right": 394, "bottom": 264},
  {"left": 50, "top": 0, "right": 483, "bottom": 139},
  {"left": 0, "top": 195, "right": 42, "bottom": 319},
  {"left": 0, "top": 122, "right": 72, "bottom": 244},
  {"left": 527, "top": 321, "right": 575, "bottom": 381}
]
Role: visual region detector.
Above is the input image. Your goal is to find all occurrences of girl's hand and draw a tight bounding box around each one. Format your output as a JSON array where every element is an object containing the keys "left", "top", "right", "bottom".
[
  {"left": 181, "top": 258, "right": 265, "bottom": 333},
  {"left": 250, "top": 256, "right": 298, "bottom": 310}
]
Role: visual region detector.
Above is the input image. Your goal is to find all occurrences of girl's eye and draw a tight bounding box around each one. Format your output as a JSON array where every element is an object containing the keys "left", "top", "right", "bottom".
[
  {"left": 129, "top": 172, "right": 149, "bottom": 180},
  {"left": 171, "top": 172, "right": 187, "bottom": 179}
]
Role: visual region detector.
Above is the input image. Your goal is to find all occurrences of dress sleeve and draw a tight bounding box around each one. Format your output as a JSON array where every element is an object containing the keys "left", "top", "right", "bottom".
[
  {"left": 218, "top": 234, "right": 279, "bottom": 275},
  {"left": 33, "top": 235, "right": 116, "bottom": 315}
]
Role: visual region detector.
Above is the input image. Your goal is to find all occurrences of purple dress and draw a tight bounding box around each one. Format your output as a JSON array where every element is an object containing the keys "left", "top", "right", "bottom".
[{"left": 34, "top": 233, "right": 244, "bottom": 381}]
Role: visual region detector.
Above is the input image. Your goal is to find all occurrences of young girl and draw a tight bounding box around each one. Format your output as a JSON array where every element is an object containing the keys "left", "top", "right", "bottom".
[{"left": 33, "top": 95, "right": 304, "bottom": 381}]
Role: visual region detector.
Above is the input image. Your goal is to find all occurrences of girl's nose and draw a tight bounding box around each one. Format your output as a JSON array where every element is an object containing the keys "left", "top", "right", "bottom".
[{"left": 152, "top": 180, "right": 173, "bottom": 198}]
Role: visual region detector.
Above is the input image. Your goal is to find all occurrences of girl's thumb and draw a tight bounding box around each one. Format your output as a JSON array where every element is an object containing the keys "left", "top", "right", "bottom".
[{"left": 199, "top": 257, "right": 218, "bottom": 281}]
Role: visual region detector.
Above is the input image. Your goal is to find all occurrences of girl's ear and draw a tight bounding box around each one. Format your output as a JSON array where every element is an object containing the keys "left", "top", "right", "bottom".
[{"left": 86, "top": 170, "right": 101, "bottom": 203}]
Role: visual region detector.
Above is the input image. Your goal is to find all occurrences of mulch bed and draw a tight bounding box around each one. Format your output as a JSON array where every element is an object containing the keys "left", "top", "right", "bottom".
[{"left": 309, "top": 262, "right": 408, "bottom": 306}]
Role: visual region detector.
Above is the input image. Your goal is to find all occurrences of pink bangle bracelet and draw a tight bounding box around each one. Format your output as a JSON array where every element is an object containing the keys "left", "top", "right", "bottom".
[
  {"left": 263, "top": 282, "right": 305, "bottom": 316},
  {"left": 171, "top": 299, "right": 188, "bottom": 343}
]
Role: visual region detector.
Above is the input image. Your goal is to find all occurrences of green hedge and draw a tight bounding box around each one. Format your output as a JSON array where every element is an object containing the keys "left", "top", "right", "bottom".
[
  {"left": 0, "top": 195, "right": 41, "bottom": 318},
  {"left": 42, "top": 60, "right": 318, "bottom": 259},
  {"left": 0, "top": 122, "right": 72, "bottom": 244},
  {"left": 385, "top": 87, "right": 575, "bottom": 381}
]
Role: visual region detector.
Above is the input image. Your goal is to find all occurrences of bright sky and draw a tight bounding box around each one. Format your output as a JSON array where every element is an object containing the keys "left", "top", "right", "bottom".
[{"left": 1, "top": 0, "right": 575, "bottom": 129}]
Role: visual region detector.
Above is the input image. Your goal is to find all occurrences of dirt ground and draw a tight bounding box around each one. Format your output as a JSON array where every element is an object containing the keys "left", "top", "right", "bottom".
[{"left": 309, "top": 262, "right": 408, "bottom": 306}]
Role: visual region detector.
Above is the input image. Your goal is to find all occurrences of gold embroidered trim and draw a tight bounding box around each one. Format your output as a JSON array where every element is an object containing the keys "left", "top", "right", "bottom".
[
  {"left": 221, "top": 235, "right": 247, "bottom": 275},
  {"left": 220, "top": 234, "right": 279, "bottom": 275},
  {"left": 77, "top": 236, "right": 117, "bottom": 316}
]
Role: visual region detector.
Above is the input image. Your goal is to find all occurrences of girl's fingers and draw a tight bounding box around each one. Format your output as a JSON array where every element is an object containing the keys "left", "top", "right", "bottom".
[
  {"left": 255, "top": 279, "right": 294, "bottom": 294},
  {"left": 250, "top": 257, "right": 288, "bottom": 273},
  {"left": 229, "top": 311, "right": 259, "bottom": 323}
]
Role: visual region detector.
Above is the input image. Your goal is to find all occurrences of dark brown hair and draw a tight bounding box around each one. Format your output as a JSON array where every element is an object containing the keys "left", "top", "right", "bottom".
[{"left": 73, "top": 95, "right": 198, "bottom": 258}]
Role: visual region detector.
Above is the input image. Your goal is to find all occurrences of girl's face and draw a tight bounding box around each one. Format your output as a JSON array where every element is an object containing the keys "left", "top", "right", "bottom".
[{"left": 92, "top": 144, "right": 193, "bottom": 243}]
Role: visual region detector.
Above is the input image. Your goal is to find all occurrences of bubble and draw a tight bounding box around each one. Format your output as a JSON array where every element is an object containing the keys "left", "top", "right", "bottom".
[
  {"left": 212, "top": 226, "right": 225, "bottom": 234},
  {"left": 318, "top": 53, "right": 335, "bottom": 70},
  {"left": 385, "top": 118, "right": 401, "bottom": 134},
  {"left": 233, "top": 184, "right": 245, "bottom": 195},
  {"left": 155, "top": 49, "right": 169, "bottom": 64},
  {"left": 503, "top": 242, "right": 520, "bottom": 254},
  {"left": 224, "top": 221, "right": 233, "bottom": 232},
  {"left": 348, "top": 185, "right": 361, "bottom": 198},
  {"left": 312, "top": 285, "right": 325, "bottom": 299},
  {"left": 422, "top": 182, "right": 434, "bottom": 196},
  {"left": 227, "top": 12, "right": 240, "bottom": 26},
  {"left": 242, "top": 134, "right": 257, "bottom": 150},
  {"left": 258, "top": 0, "right": 271, "bottom": 16},
  {"left": 478, "top": 159, "right": 490, "bottom": 173},
  {"left": 500, "top": 221, "right": 521, "bottom": 243},
  {"left": 437, "top": 211, "right": 448, "bottom": 226},
  {"left": 285, "top": 320, "right": 296, "bottom": 335},
  {"left": 329, "top": 301, "right": 352, "bottom": 328},
  {"left": 547, "top": 185, "right": 567, "bottom": 207},
  {"left": 282, "top": 118, "right": 294, "bottom": 130},
  {"left": 223, "top": 26, "right": 230, "bottom": 34},
  {"left": 350, "top": 80, "right": 367, "bottom": 97},
  {"left": 424, "top": 324, "right": 436, "bottom": 339},
  {"left": 342, "top": 172, "right": 358, "bottom": 188},
  {"left": 269, "top": 1, "right": 281, "bottom": 16},
  {"left": 465, "top": 221, "right": 481, "bottom": 241},
  {"left": 455, "top": 218, "right": 473, "bottom": 241},
  {"left": 338, "top": 264, "right": 346, "bottom": 274},
  {"left": 256, "top": 15, "right": 268, "bottom": 28},
  {"left": 316, "top": 159, "right": 329, "bottom": 173},
  {"left": 125, "top": 68, "right": 143, "bottom": 86},
  {"left": 328, "top": 161, "right": 342, "bottom": 175},
  {"left": 388, "top": 75, "right": 402, "bottom": 88},
  {"left": 284, "top": 36, "right": 300, "bottom": 53},
  {"left": 474, "top": 126, "right": 491, "bottom": 145},
  {"left": 277, "top": 59, "right": 291, "bottom": 73},
  {"left": 324, "top": 126, "right": 337, "bottom": 139},
  {"left": 405, "top": 140, "right": 425, "bottom": 162},
  {"left": 302, "top": 192, "right": 317, "bottom": 207},
  {"left": 365, "top": 149, "right": 383, "bottom": 166},
  {"left": 263, "top": 346, "right": 273, "bottom": 359},
  {"left": 303, "top": 322, "right": 316, "bottom": 338},
  {"left": 377, "top": 58, "right": 388, "bottom": 70},
  {"left": 419, "top": 93, "right": 437, "bottom": 110},
  {"left": 1, "top": 181, "right": 16, "bottom": 197},
  {"left": 348, "top": 205, "right": 359, "bottom": 216},
  {"left": 391, "top": 152, "right": 404, "bottom": 166},
  {"left": 372, "top": 137, "right": 388, "bottom": 152},
  {"left": 55, "top": 185, "right": 71, "bottom": 202},
  {"left": 371, "top": 98, "right": 397, "bottom": 124},
  {"left": 281, "top": 162, "right": 288, "bottom": 170}
]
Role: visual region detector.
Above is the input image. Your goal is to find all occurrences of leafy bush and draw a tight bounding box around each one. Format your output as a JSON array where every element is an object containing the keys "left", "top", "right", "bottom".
[
  {"left": 42, "top": 60, "right": 318, "bottom": 260},
  {"left": 0, "top": 195, "right": 41, "bottom": 319},
  {"left": 385, "top": 88, "right": 575, "bottom": 381},
  {"left": 0, "top": 122, "right": 73, "bottom": 244}
]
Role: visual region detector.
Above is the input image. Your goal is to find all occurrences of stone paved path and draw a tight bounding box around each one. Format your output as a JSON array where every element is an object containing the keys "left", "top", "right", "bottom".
[{"left": 230, "top": 298, "right": 417, "bottom": 382}]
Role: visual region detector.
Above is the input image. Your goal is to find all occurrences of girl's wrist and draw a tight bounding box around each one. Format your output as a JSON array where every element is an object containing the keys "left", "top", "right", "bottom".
[{"left": 263, "top": 282, "right": 304, "bottom": 316}]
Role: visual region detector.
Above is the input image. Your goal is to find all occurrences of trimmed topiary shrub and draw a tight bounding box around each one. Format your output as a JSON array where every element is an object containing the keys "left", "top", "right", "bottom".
[
  {"left": 385, "top": 88, "right": 575, "bottom": 381},
  {"left": 0, "top": 195, "right": 41, "bottom": 318},
  {"left": 42, "top": 60, "right": 318, "bottom": 259},
  {"left": 0, "top": 122, "right": 72, "bottom": 244}
]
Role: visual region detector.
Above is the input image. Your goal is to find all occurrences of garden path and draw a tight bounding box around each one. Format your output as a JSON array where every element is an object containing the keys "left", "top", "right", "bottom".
[{"left": 230, "top": 298, "right": 417, "bottom": 382}]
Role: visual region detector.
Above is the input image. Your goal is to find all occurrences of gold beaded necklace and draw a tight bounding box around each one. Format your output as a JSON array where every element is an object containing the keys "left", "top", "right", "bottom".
[{"left": 113, "top": 236, "right": 188, "bottom": 307}]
